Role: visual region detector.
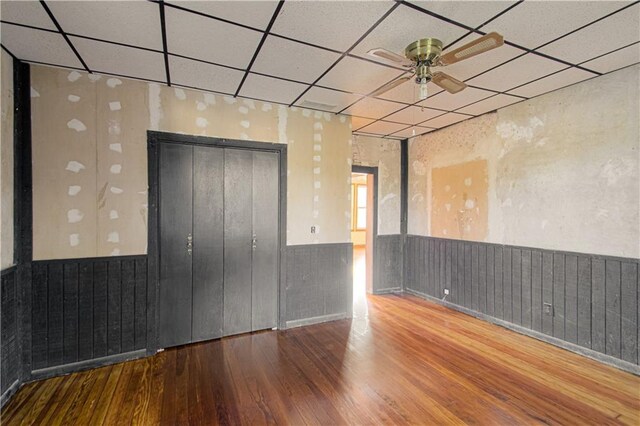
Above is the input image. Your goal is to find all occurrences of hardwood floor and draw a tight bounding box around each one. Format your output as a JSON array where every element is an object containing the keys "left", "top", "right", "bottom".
[{"left": 2, "top": 294, "right": 639, "bottom": 425}]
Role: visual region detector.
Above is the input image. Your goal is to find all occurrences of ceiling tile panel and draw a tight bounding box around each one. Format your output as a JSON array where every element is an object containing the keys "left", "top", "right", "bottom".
[
  {"left": 538, "top": 4, "right": 640, "bottom": 65},
  {"left": 169, "top": 56, "right": 244, "bottom": 94},
  {"left": 407, "top": 1, "right": 517, "bottom": 29},
  {"left": 418, "top": 86, "right": 494, "bottom": 111},
  {"left": 484, "top": 1, "right": 629, "bottom": 49},
  {"left": 466, "top": 54, "right": 567, "bottom": 92},
  {"left": 252, "top": 36, "right": 341, "bottom": 84},
  {"left": 271, "top": 1, "right": 394, "bottom": 52},
  {"left": 165, "top": 5, "right": 262, "bottom": 69},
  {"left": 1, "top": 24, "right": 82, "bottom": 68},
  {"left": 581, "top": 43, "right": 640, "bottom": 74},
  {"left": 376, "top": 81, "right": 442, "bottom": 104},
  {"left": 166, "top": 0, "right": 279, "bottom": 30},
  {"left": 358, "top": 120, "right": 409, "bottom": 136},
  {"left": 48, "top": 0, "right": 163, "bottom": 50},
  {"left": 384, "top": 105, "right": 443, "bottom": 125},
  {"left": 295, "top": 87, "right": 362, "bottom": 112},
  {"left": 432, "top": 36, "right": 523, "bottom": 81},
  {"left": 317, "top": 56, "right": 406, "bottom": 95},
  {"left": 456, "top": 93, "right": 521, "bottom": 115},
  {"left": 351, "top": 116, "right": 376, "bottom": 130},
  {"left": 71, "top": 36, "right": 166, "bottom": 81},
  {"left": 421, "top": 112, "right": 469, "bottom": 128},
  {"left": 389, "top": 125, "right": 434, "bottom": 139},
  {"left": 342, "top": 96, "right": 406, "bottom": 120},
  {"left": 350, "top": 5, "right": 468, "bottom": 61},
  {"left": 507, "top": 67, "right": 594, "bottom": 98},
  {"left": 1, "top": 0, "right": 56, "bottom": 30},
  {"left": 238, "top": 74, "right": 308, "bottom": 105}
]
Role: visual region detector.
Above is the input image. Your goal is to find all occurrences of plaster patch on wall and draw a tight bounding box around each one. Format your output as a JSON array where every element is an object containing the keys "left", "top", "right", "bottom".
[
  {"left": 243, "top": 99, "right": 256, "bottom": 109},
  {"left": 110, "top": 164, "right": 122, "bottom": 174},
  {"left": 380, "top": 193, "right": 396, "bottom": 205},
  {"left": 68, "top": 71, "right": 82, "bottom": 82},
  {"left": 65, "top": 161, "right": 85, "bottom": 173},
  {"left": 313, "top": 167, "right": 320, "bottom": 175},
  {"left": 68, "top": 185, "right": 81, "bottom": 196},
  {"left": 107, "top": 232, "right": 120, "bottom": 243},
  {"left": 600, "top": 158, "right": 634, "bottom": 185},
  {"left": 261, "top": 103, "right": 272, "bottom": 112},
  {"left": 313, "top": 155, "right": 321, "bottom": 162},
  {"left": 413, "top": 160, "right": 426, "bottom": 176},
  {"left": 108, "top": 120, "right": 121, "bottom": 135},
  {"left": 69, "top": 234, "right": 80, "bottom": 246},
  {"left": 278, "top": 105, "right": 288, "bottom": 144},
  {"left": 196, "top": 101, "right": 206, "bottom": 111},
  {"left": 30, "top": 87, "right": 40, "bottom": 98},
  {"left": 239, "top": 106, "right": 249, "bottom": 114},
  {"left": 67, "top": 209, "right": 84, "bottom": 223},
  {"left": 109, "top": 101, "right": 122, "bottom": 111},
  {"left": 106, "top": 78, "right": 122, "bottom": 88},
  {"left": 68, "top": 94, "right": 80, "bottom": 102},
  {"left": 314, "top": 122, "right": 323, "bottom": 131},
  {"left": 314, "top": 195, "right": 320, "bottom": 202},
  {"left": 196, "top": 117, "right": 208, "bottom": 128},
  {"left": 313, "top": 144, "right": 321, "bottom": 152},
  {"left": 88, "top": 74, "right": 102, "bottom": 82},
  {"left": 204, "top": 93, "right": 216, "bottom": 105},
  {"left": 109, "top": 143, "right": 122, "bottom": 153},
  {"left": 240, "top": 133, "right": 249, "bottom": 140},
  {"left": 111, "top": 248, "right": 120, "bottom": 255},
  {"left": 110, "top": 210, "right": 119, "bottom": 219},
  {"left": 148, "top": 83, "right": 162, "bottom": 131},
  {"left": 313, "top": 133, "right": 322, "bottom": 142},
  {"left": 223, "top": 96, "right": 236, "bottom": 104},
  {"left": 67, "top": 118, "right": 87, "bottom": 132},
  {"left": 339, "top": 116, "right": 346, "bottom": 123},
  {"left": 302, "top": 109, "right": 311, "bottom": 117},
  {"left": 240, "top": 120, "right": 250, "bottom": 129},
  {"left": 174, "top": 88, "right": 186, "bottom": 100},
  {"left": 314, "top": 181, "right": 321, "bottom": 189},
  {"left": 110, "top": 186, "right": 123, "bottom": 194}
]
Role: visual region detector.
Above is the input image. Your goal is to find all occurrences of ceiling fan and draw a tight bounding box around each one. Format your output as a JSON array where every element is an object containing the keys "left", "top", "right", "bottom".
[{"left": 366, "top": 32, "right": 504, "bottom": 100}]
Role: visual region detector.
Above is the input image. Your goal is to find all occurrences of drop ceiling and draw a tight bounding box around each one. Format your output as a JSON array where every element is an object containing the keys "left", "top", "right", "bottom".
[{"left": 1, "top": 0, "right": 638, "bottom": 140}]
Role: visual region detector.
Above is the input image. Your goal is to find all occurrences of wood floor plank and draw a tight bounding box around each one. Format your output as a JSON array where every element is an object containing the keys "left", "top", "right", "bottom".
[{"left": 2, "top": 294, "right": 639, "bottom": 425}]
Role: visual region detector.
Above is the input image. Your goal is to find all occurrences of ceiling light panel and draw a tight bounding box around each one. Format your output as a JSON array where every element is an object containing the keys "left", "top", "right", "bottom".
[
  {"left": 538, "top": 4, "right": 640, "bottom": 65},
  {"left": 384, "top": 105, "right": 443, "bottom": 125},
  {"left": 466, "top": 54, "right": 567, "bottom": 92},
  {"left": 418, "top": 86, "right": 494, "bottom": 111},
  {"left": 0, "top": 0, "right": 56, "bottom": 30},
  {"left": 239, "top": 74, "right": 308, "bottom": 106},
  {"left": 165, "top": 5, "right": 262, "bottom": 69},
  {"left": 295, "top": 87, "right": 362, "bottom": 112},
  {"left": 456, "top": 93, "right": 521, "bottom": 115},
  {"left": 432, "top": 36, "right": 523, "bottom": 82},
  {"left": 407, "top": 1, "right": 518, "bottom": 29},
  {"left": 252, "top": 36, "right": 341, "bottom": 84},
  {"left": 421, "top": 112, "right": 469, "bottom": 128},
  {"left": 169, "top": 56, "right": 245, "bottom": 94},
  {"left": 580, "top": 43, "right": 640, "bottom": 74},
  {"left": 358, "top": 120, "right": 410, "bottom": 136},
  {"left": 47, "top": 0, "right": 163, "bottom": 51},
  {"left": 484, "top": 1, "right": 629, "bottom": 49},
  {"left": 350, "top": 5, "right": 468, "bottom": 62},
  {"left": 166, "top": 1, "right": 279, "bottom": 30},
  {"left": 507, "top": 67, "right": 594, "bottom": 98},
  {"left": 317, "top": 56, "right": 406, "bottom": 95},
  {"left": 342, "top": 96, "right": 406, "bottom": 120},
  {"left": 71, "top": 36, "right": 166, "bottom": 81},
  {"left": 1, "top": 24, "right": 82, "bottom": 68},
  {"left": 270, "top": 1, "right": 394, "bottom": 52}
]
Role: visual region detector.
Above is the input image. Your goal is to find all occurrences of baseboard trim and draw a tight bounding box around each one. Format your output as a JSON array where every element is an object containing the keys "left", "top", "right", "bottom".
[
  {"left": 0, "top": 380, "right": 20, "bottom": 408},
  {"left": 404, "top": 288, "right": 640, "bottom": 376},
  {"left": 29, "top": 349, "right": 147, "bottom": 382},
  {"left": 373, "top": 287, "right": 402, "bottom": 295},
  {"left": 285, "top": 313, "right": 348, "bottom": 329}
]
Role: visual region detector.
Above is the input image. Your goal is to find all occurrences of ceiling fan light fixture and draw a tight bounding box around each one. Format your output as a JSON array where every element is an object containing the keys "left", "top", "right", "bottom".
[{"left": 419, "top": 82, "right": 428, "bottom": 100}]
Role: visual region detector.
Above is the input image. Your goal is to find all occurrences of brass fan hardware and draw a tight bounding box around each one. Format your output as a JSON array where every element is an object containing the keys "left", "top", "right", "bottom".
[{"left": 366, "top": 32, "right": 504, "bottom": 100}]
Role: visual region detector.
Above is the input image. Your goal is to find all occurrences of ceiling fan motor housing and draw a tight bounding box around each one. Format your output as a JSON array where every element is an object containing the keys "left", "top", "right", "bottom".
[{"left": 405, "top": 38, "right": 444, "bottom": 65}]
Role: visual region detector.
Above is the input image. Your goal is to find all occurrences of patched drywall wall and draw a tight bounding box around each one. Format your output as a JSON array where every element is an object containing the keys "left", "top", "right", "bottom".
[
  {"left": 1, "top": 50, "right": 14, "bottom": 269},
  {"left": 409, "top": 65, "right": 639, "bottom": 258},
  {"left": 31, "top": 65, "right": 352, "bottom": 260},
  {"left": 352, "top": 135, "right": 400, "bottom": 235}
]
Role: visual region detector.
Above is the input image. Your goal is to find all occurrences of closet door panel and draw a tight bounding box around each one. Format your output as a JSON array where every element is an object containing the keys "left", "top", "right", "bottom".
[
  {"left": 223, "top": 149, "right": 253, "bottom": 336},
  {"left": 192, "top": 146, "right": 224, "bottom": 341},
  {"left": 252, "top": 151, "right": 279, "bottom": 331},
  {"left": 158, "top": 143, "right": 193, "bottom": 348}
]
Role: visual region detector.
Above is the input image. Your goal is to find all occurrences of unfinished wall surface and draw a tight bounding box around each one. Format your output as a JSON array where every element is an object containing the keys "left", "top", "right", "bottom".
[
  {"left": 1, "top": 51, "right": 14, "bottom": 269},
  {"left": 352, "top": 135, "right": 400, "bottom": 235},
  {"left": 409, "top": 65, "right": 640, "bottom": 259},
  {"left": 30, "top": 65, "right": 352, "bottom": 260}
]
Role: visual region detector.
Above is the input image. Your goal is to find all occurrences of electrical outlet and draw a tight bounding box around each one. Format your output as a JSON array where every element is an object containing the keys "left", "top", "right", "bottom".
[
  {"left": 311, "top": 226, "right": 316, "bottom": 234},
  {"left": 443, "top": 289, "right": 450, "bottom": 295},
  {"left": 543, "top": 303, "right": 553, "bottom": 316}
]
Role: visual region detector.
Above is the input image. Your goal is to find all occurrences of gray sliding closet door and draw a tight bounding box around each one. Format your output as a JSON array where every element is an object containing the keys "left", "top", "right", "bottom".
[
  {"left": 251, "top": 151, "right": 279, "bottom": 331},
  {"left": 158, "top": 143, "right": 193, "bottom": 348},
  {"left": 223, "top": 149, "right": 254, "bottom": 336},
  {"left": 192, "top": 146, "right": 224, "bottom": 341}
]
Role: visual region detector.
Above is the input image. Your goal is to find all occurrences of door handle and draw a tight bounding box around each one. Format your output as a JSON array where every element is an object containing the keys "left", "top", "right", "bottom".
[
  {"left": 252, "top": 234, "right": 257, "bottom": 250},
  {"left": 187, "top": 233, "right": 193, "bottom": 255}
]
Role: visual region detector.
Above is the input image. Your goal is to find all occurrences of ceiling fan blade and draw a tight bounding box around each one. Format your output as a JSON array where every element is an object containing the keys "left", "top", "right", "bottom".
[
  {"left": 367, "top": 48, "right": 414, "bottom": 67},
  {"left": 438, "top": 32, "right": 504, "bottom": 66},
  {"left": 431, "top": 72, "right": 467, "bottom": 94},
  {"left": 370, "top": 75, "right": 413, "bottom": 97}
]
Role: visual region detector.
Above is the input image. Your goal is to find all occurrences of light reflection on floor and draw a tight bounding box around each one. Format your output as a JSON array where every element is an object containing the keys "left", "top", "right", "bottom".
[{"left": 352, "top": 246, "right": 369, "bottom": 334}]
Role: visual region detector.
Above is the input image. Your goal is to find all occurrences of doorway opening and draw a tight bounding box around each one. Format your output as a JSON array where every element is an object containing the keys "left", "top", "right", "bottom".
[{"left": 350, "top": 167, "right": 377, "bottom": 318}]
